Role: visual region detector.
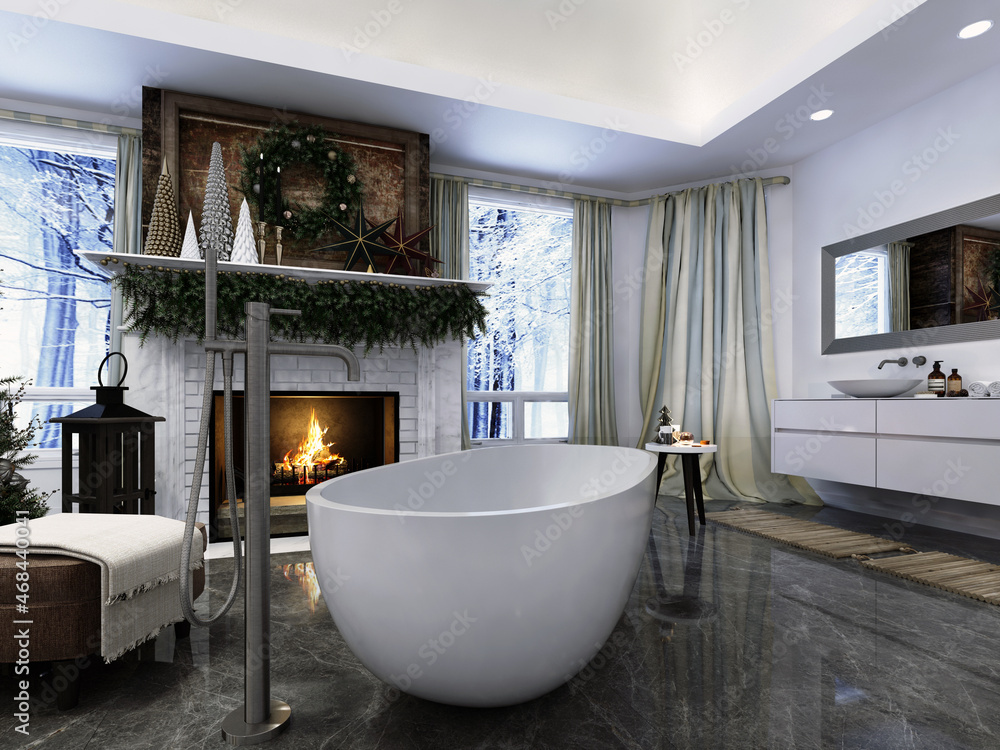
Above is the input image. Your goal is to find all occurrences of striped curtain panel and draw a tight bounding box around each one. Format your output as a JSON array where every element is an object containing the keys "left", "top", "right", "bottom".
[
  {"left": 887, "top": 241, "right": 912, "bottom": 332},
  {"left": 568, "top": 198, "right": 618, "bottom": 445},
  {"left": 430, "top": 175, "right": 471, "bottom": 449},
  {"left": 637, "top": 178, "right": 815, "bottom": 504},
  {"left": 108, "top": 132, "right": 143, "bottom": 382},
  {"left": 429, "top": 175, "right": 469, "bottom": 282}
]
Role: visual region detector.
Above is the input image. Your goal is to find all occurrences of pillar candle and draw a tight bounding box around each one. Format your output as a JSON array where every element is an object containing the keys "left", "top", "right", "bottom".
[
  {"left": 258, "top": 153, "right": 266, "bottom": 221},
  {"left": 274, "top": 165, "right": 282, "bottom": 224}
]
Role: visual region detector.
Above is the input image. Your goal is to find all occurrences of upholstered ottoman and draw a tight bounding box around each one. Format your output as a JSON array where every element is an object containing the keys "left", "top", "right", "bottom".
[{"left": 0, "top": 522, "right": 207, "bottom": 709}]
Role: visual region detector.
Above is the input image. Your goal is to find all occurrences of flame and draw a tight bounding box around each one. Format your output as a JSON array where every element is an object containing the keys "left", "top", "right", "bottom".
[
  {"left": 280, "top": 408, "right": 345, "bottom": 473},
  {"left": 282, "top": 562, "right": 322, "bottom": 612}
]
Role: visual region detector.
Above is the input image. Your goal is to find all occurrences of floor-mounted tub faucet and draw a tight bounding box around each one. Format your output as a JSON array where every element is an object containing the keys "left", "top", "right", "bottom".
[
  {"left": 179, "top": 194, "right": 362, "bottom": 743},
  {"left": 878, "top": 357, "right": 908, "bottom": 369}
]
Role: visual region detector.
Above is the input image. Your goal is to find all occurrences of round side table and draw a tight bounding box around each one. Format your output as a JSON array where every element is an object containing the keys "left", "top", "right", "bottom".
[{"left": 644, "top": 442, "right": 718, "bottom": 535}]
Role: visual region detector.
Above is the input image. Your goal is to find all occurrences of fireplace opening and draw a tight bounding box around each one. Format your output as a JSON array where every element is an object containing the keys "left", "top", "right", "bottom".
[{"left": 210, "top": 390, "right": 399, "bottom": 541}]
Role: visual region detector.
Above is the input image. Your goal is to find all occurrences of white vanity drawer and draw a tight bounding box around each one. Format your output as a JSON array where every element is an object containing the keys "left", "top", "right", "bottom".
[
  {"left": 773, "top": 399, "right": 876, "bottom": 433},
  {"left": 773, "top": 433, "right": 876, "bottom": 485},
  {"left": 877, "top": 399, "right": 1000, "bottom": 440},
  {"left": 877, "top": 437, "right": 1000, "bottom": 507}
]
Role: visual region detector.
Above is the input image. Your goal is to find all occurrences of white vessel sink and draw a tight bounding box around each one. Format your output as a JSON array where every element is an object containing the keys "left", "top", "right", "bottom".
[{"left": 828, "top": 379, "right": 923, "bottom": 398}]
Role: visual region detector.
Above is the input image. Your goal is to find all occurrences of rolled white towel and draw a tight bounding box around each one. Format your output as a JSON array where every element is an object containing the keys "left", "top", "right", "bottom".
[
  {"left": 968, "top": 380, "right": 989, "bottom": 397},
  {"left": 989, "top": 381, "right": 1000, "bottom": 397}
]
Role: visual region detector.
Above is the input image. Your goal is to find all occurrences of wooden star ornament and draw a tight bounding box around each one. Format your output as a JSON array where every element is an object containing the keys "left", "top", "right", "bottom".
[
  {"left": 964, "top": 276, "right": 995, "bottom": 322},
  {"left": 315, "top": 204, "right": 402, "bottom": 272},
  {"left": 368, "top": 210, "right": 441, "bottom": 275}
]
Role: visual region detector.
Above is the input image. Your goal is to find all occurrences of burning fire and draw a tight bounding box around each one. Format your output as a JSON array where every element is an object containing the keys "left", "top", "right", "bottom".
[
  {"left": 282, "top": 562, "right": 322, "bottom": 613},
  {"left": 281, "top": 408, "right": 345, "bottom": 472}
]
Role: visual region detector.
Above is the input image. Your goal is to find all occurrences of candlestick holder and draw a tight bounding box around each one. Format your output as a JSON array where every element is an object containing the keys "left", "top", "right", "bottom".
[
  {"left": 274, "top": 226, "right": 283, "bottom": 266},
  {"left": 256, "top": 220, "right": 267, "bottom": 264}
]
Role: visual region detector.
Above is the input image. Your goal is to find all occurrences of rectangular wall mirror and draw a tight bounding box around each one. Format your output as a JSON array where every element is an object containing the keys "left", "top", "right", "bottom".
[{"left": 822, "top": 192, "right": 1000, "bottom": 353}]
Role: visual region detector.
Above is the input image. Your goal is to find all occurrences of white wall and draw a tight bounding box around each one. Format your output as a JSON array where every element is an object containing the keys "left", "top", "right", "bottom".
[
  {"left": 771, "top": 61, "right": 1000, "bottom": 537},
  {"left": 783, "top": 62, "right": 1000, "bottom": 396}
]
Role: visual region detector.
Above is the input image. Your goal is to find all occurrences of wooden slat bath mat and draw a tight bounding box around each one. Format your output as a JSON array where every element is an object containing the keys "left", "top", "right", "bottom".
[
  {"left": 857, "top": 551, "right": 1000, "bottom": 606},
  {"left": 704, "top": 508, "right": 910, "bottom": 558}
]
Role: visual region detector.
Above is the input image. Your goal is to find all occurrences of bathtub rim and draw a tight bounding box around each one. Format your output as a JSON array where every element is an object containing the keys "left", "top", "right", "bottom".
[{"left": 305, "top": 444, "right": 656, "bottom": 519}]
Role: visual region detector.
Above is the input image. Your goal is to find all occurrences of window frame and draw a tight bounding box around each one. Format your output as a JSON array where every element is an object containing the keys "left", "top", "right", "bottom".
[
  {"left": 0, "top": 120, "right": 117, "bottom": 455},
  {"left": 465, "top": 186, "right": 572, "bottom": 446}
]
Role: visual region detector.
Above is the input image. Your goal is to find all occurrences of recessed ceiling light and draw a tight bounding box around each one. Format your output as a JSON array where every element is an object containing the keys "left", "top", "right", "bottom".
[
  {"left": 958, "top": 20, "right": 993, "bottom": 39},
  {"left": 810, "top": 109, "right": 834, "bottom": 121}
]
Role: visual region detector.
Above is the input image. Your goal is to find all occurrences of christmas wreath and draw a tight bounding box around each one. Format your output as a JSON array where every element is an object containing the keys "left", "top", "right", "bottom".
[{"left": 238, "top": 123, "right": 363, "bottom": 240}]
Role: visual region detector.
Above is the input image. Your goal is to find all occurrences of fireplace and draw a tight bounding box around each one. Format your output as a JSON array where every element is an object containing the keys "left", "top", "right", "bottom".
[{"left": 210, "top": 390, "right": 399, "bottom": 540}]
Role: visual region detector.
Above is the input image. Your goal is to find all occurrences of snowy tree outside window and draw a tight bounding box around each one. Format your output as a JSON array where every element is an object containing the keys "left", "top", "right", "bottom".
[
  {"left": 834, "top": 248, "right": 889, "bottom": 339},
  {"left": 466, "top": 193, "right": 572, "bottom": 442},
  {"left": 0, "top": 131, "right": 115, "bottom": 449}
]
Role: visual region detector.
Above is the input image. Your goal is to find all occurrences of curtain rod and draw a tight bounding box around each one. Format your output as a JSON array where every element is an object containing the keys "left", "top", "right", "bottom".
[
  {"left": 433, "top": 173, "right": 789, "bottom": 206},
  {"left": 0, "top": 108, "right": 141, "bottom": 137}
]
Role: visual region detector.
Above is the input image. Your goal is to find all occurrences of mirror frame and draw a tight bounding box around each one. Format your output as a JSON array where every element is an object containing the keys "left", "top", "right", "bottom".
[{"left": 822, "top": 191, "right": 1000, "bottom": 353}]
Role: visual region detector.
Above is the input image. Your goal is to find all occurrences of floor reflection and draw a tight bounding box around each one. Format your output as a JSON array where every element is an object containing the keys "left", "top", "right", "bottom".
[{"left": 4, "top": 498, "right": 1000, "bottom": 749}]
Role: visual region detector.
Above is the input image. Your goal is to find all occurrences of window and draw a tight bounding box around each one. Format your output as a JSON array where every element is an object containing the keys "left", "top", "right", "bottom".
[
  {"left": 466, "top": 189, "right": 572, "bottom": 443},
  {"left": 0, "top": 123, "right": 115, "bottom": 448},
  {"left": 834, "top": 247, "right": 889, "bottom": 339}
]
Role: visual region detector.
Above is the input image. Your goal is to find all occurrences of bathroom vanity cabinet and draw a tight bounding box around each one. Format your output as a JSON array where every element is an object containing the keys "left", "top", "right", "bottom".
[{"left": 772, "top": 398, "right": 1000, "bottom": 507}]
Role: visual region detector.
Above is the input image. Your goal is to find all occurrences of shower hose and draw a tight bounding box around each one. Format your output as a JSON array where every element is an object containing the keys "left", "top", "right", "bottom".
[{"left": 179, "top": 350, "right": 243, "bottom": 626}]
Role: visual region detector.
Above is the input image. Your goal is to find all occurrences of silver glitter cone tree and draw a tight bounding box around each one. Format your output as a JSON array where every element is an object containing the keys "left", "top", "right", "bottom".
[
  {"left": 143, "top": 160, "right": 182, "bottom": 256},
  {"left": 199, "top": 142, "right": 234, "bottom": 261},
  {"left": 230, "top": 198, "right": 259, "bottom": 265},
  {"left": 180, "top": 211, "right": 200, "bottom": 260}
]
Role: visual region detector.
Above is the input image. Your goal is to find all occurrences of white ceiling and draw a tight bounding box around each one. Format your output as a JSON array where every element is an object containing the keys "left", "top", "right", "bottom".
[{"left": 0, "top": 0, "right": 998, "bottom": 194}]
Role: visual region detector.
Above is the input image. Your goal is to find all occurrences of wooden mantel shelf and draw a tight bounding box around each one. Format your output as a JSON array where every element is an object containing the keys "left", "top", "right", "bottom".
[{"left": 82, "top": 251, "right": 490, "bottom": 293}]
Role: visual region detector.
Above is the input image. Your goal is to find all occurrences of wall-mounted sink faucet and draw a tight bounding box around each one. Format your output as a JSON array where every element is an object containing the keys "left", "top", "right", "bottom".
[
  {"left": 878, "top": 357, "right": 908, "bottom": 369},
  {"left": 912, "top": 355, "right": 927, "bottom": 367}
]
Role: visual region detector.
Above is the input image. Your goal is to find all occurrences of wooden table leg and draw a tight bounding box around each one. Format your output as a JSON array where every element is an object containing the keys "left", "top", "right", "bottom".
[
  {"left": 682, "top": 454, "right": 696, "bottom": 535},
  {"left": 691, "top": 455, "right": 706, "bottom": 527},
  {"left": 655, "top": 453, "right": 667, "bottom": 492}
]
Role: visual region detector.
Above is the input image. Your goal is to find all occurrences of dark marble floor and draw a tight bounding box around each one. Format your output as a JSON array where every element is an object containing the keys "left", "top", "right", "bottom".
[{"left": 4, "top": 497, "right": 1000, "bottom": 749}]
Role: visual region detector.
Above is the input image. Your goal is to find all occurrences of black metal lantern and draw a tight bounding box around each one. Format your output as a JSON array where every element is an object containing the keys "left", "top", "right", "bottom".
[{"left": 50, "top": 353, "right": 164, "bottom": 514}]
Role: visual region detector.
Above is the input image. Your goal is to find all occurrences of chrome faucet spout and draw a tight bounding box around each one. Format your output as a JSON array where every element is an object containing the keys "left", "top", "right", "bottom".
[
  {"left": 877, "top": 357, "right": 908, "bottom": 369},
  {"left": 269, "top": 342, "right": 361, "bottom": 380}
]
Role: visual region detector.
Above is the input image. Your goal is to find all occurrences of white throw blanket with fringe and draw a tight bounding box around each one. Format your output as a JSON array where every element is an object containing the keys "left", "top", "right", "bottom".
[{"left": 0, "top": 513, "right": 204, "bottom": 662}]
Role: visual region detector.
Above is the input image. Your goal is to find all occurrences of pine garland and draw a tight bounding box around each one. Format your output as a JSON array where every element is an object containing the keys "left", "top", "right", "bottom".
[{"left": 116, "top": 266, "right": 488, "bottom": 352}]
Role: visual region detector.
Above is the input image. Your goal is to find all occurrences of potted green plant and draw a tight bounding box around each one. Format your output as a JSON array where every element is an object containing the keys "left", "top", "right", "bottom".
[{"left": 0, "top": 376, "right": 52, "bottom": 526}]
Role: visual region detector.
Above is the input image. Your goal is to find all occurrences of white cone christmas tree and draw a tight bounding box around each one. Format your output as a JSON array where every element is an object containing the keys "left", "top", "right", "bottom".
[
  {"left": 199, "top": 142, "right": 234, "bottom": 262},
  {"left": 230, "top": 198, "right": 258, "bottom": 265},
  {"left": 180, "top": 211, "right": 200, "bottom": 260},
  {"left": 143, "top": 160, "right": 182, "bottom": 256}
]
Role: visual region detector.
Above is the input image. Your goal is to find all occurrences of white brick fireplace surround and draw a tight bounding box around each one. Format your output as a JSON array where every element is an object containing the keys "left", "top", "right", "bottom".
[{"left": 121, "top": 330, "right": 464, "bottom": 525}]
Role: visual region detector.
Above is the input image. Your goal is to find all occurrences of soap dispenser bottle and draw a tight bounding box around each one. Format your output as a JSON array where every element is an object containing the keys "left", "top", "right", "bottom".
[
  {"left": 928, "top": 361, "right": 946, "bottom": 396},
  {"left": 947, "top": 367, "right": 962, "bottom": 396}
]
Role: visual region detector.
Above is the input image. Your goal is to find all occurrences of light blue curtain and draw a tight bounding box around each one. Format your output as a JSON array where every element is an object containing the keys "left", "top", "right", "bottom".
[
  {"left": 637, "top": 178, "right": 815, "bottom": 504},
  {"left": 108, "top": 133, "right": 142, "bottom": 382},
  {"left": 568, "top": 198, "right": 618, "bottom": 445},
  {"left": 887, "top": 241, "right": 912, "bottom": 332},
  {"left": 430, "top": 175, "right": 471, "bottom": 449}
]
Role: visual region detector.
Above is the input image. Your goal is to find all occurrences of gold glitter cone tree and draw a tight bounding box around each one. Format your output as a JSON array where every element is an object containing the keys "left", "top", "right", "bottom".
[
  {"left": 142, "top": 160, "right": 182, "bottom": 257},
  {"left": 199, "top": 142, "right": 234, "bottom": 261}
]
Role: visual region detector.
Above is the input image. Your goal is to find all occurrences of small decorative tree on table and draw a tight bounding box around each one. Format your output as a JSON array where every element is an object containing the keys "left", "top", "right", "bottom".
[{"left": 0, "top": 375, "right": 52, "bottom": 526}]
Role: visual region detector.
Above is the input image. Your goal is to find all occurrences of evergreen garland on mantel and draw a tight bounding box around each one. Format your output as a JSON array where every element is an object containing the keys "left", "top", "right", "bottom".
[{"left": 116, "top": 265, "right": 487, "bottom": 352}]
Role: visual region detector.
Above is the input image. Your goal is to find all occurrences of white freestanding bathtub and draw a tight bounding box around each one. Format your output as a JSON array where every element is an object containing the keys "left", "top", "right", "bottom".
[{"left": 305, "top": 443, "right": 656, "bottom": 707}]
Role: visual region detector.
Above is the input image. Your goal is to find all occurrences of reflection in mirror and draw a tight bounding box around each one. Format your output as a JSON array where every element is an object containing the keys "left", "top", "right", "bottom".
[
  {"left": 834, "top": 220, "right": 1000, "bottom": 337},
  {"left": 822, "top": 193, "right": 1000, "bottom": 353},
  {"left": 835, "top": 246, "right": 890, "bottom": 337}
]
